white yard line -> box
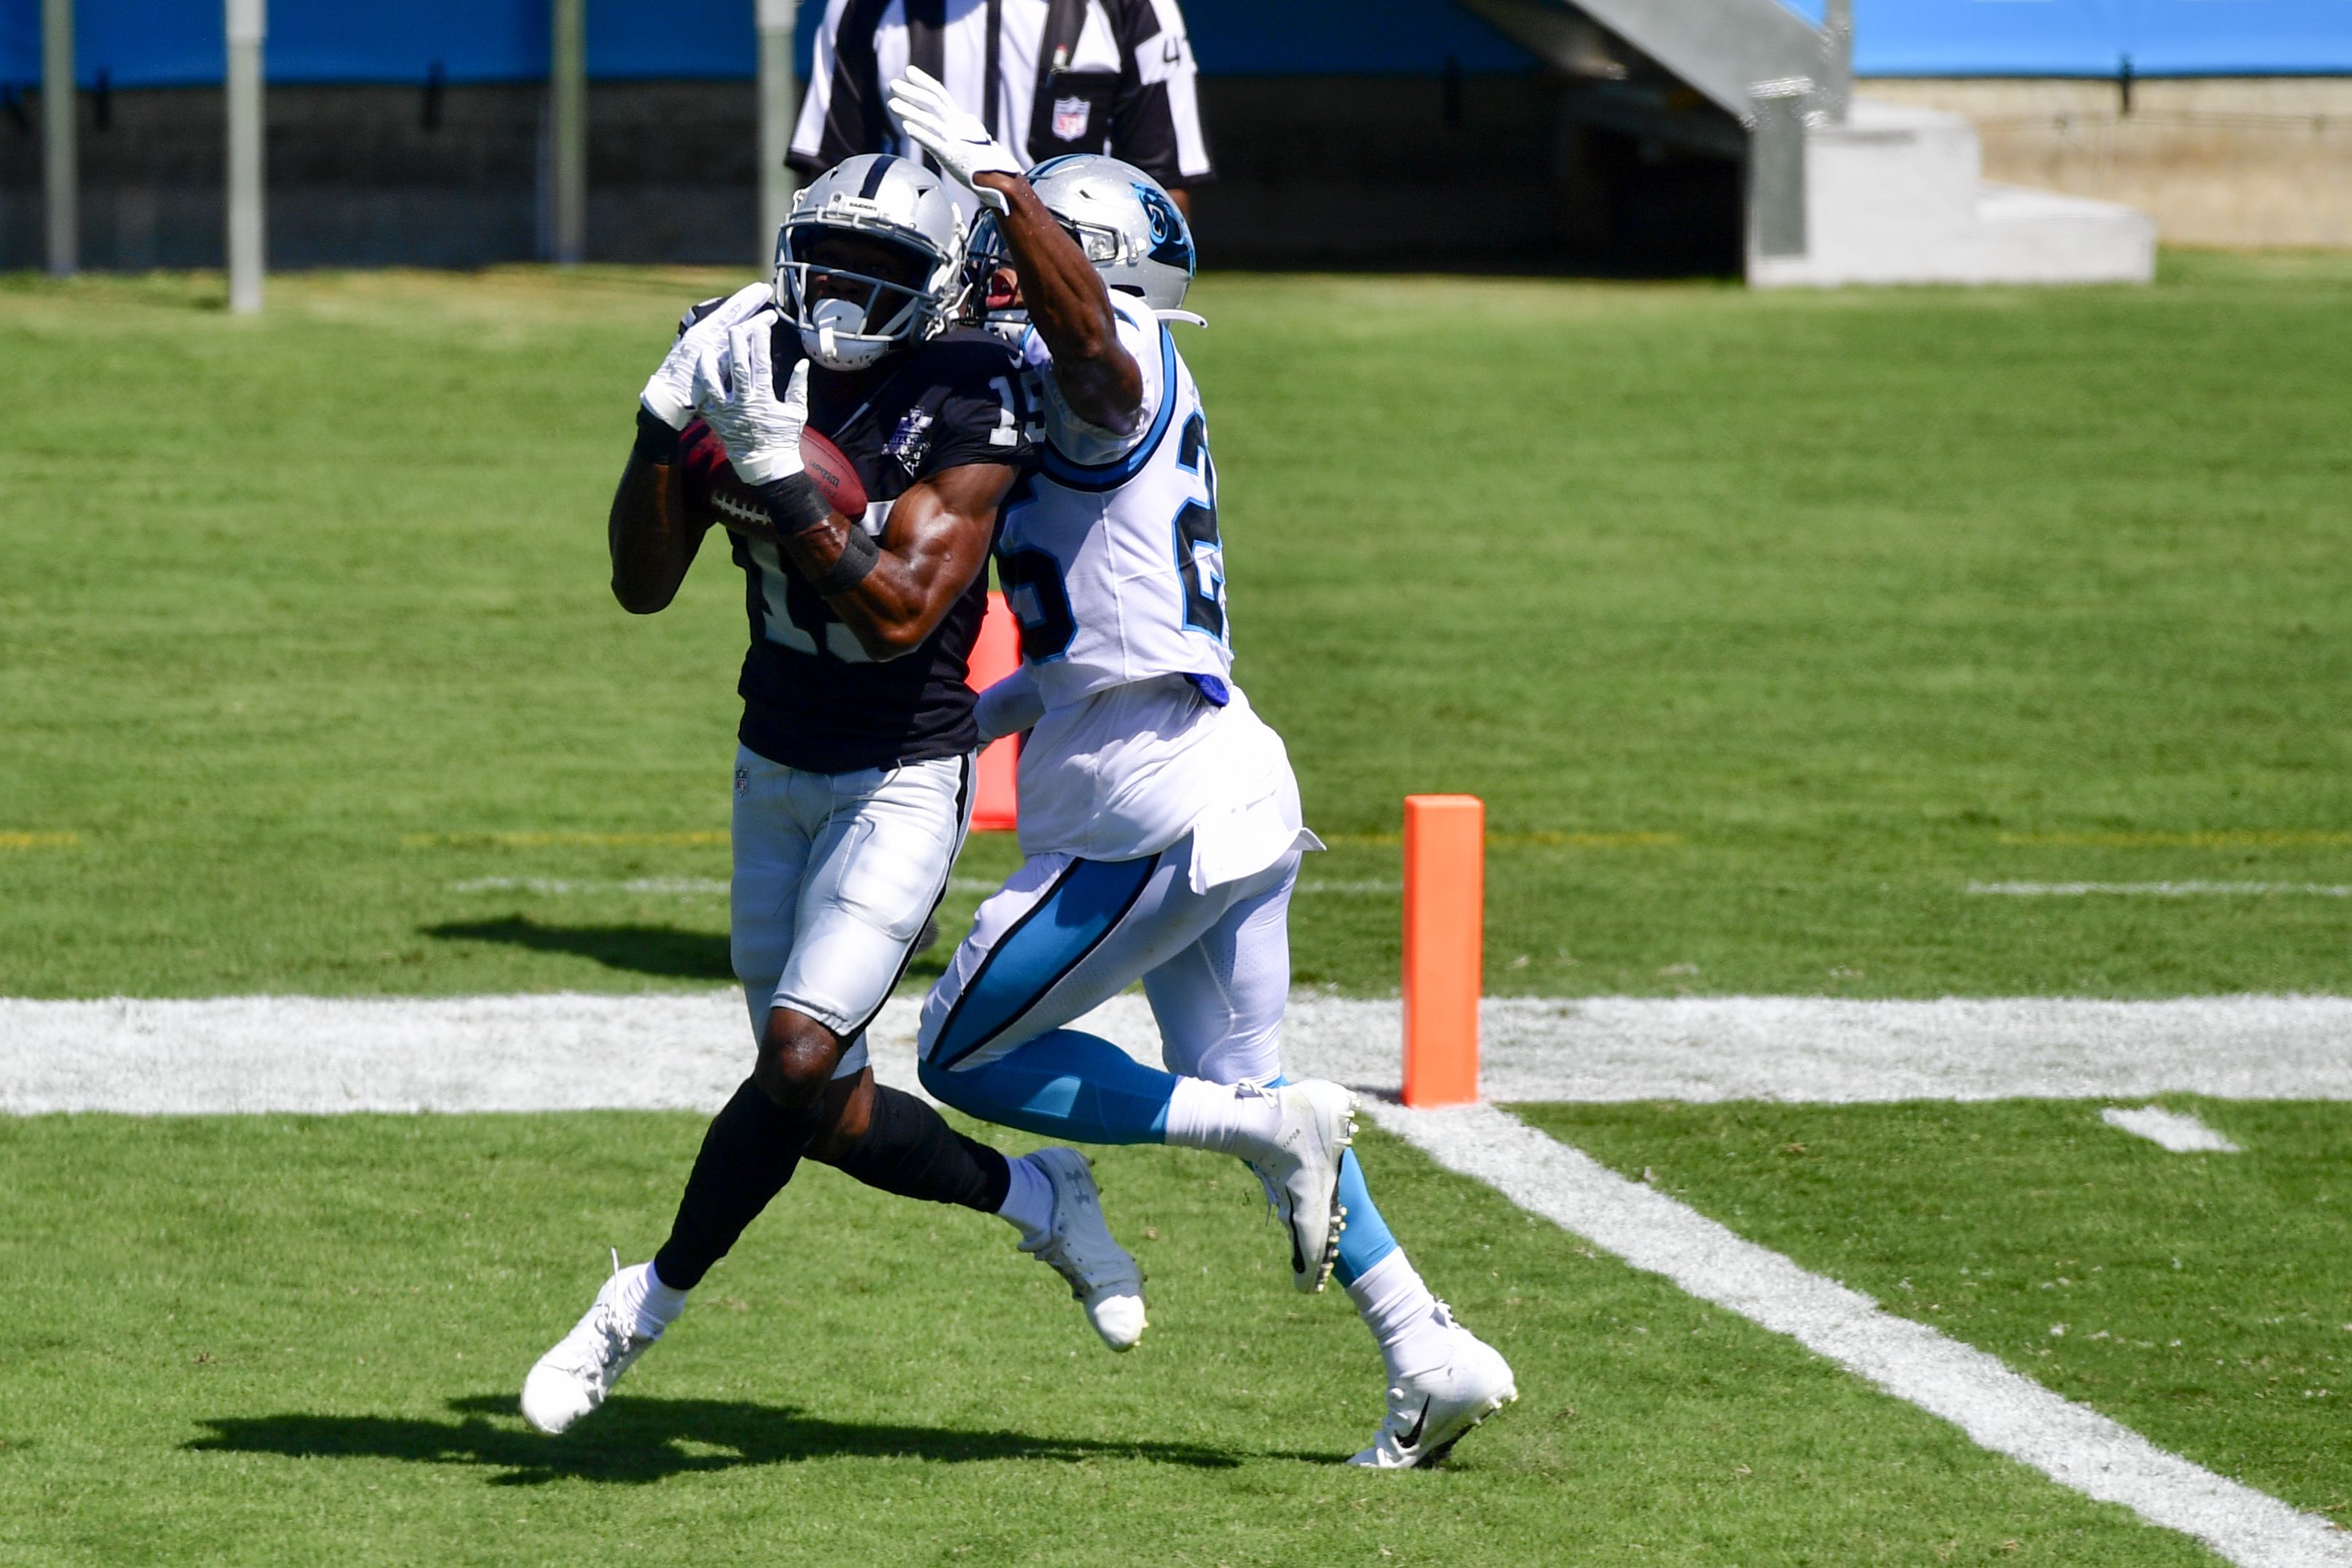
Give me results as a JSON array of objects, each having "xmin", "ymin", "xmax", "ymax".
[
  {"xmin": 438, "ymin": 876, "xmax": 1403, "ymax": 899},
  {"xmin": 7, "ymin": 990, "xmax": 2350, "ymax": 1559},
  {"xmin": 1969, "ymin": 882, "xmax": 2352, "ymax": 898},
  {"xmin": 10, "ymin": 993, "xmax": 2352, "ymax": 1113},
  {"xmin": 2102, "ymin": 1105, "xmax": 2241, "ymax": 1153},
  {"xmin": 1371, "ymin": 1100, "xmax": 2352, "ymax": 1568},
  {"xmin": 450, "ymin": 877, "xmax": 730, "ymax": 896},
  {"xmin": 1287, "ymin": 994, "xmax": 2352, "ymax": 1104}
]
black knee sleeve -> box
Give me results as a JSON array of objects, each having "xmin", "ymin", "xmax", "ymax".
[
  {"xmin": 652, "ymin": 1076, "xmax": 822, "ymax": 1291},
  {"xmin": 820, "ymin": 1084, "xmax": 1012, "ymax": 1214}
]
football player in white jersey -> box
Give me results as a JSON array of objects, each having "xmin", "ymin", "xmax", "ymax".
[{"xmin": 889, "ymin": 69, "xmax": 1517, "ymax": 1468}]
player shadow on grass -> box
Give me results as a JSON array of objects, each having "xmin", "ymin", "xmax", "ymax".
[
  {"xmin": 421, "ymin": 915, "xmax": 952, "ymax": 987},
  {"xmin": 422, "ymin": 916, "xmax": 734, "ymax": 981},
  {"xmin": 186, "ymin": 1394, "xmax": 1265, "ymax": 1484}
]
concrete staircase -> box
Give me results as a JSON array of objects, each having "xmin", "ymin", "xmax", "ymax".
[
  {"xmin": 1455, "ymin": 0, "xmax": 2156, "ymax": 286},
  {"xmin": 1749, "ymin": 97, "xmax": 2154, "ymax": 287}
]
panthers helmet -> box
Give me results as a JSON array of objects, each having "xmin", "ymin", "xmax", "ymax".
[
  {"xmin": 967, "ymin": 154, "xmax": 1196, "ymax": 324},
  {"xmin": 774, "ymin": 154, "xmax": 966, "ymax": 372}
]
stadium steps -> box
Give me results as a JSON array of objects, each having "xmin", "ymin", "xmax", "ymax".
[
  {"xmin": 1749, "ymin": 97, "xmax": 2157, "ymax": 287},
  {"xmin": 1458, "ymin": 0, "xmax": 2156, "ymax": 285}
]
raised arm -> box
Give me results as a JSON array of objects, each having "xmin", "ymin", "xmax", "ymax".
[
  {"xmin": 888, "ymin": 67, "xmax": 1145, "ymax": 434},
  {"xmin": 972, "ymin": 172, "xmax": 1144, "ymax": 434}
]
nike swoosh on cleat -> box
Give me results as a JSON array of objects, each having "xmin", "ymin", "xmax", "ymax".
[{"xmin": 1397, "ymin": 1398, "xmax": 1431, "ymax": 1449}]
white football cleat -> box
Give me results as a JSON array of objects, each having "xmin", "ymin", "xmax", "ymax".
[
  {"xmin": 1021, "ymin": 1147, "xmax": 1148, "ymax": 1352},
  {"xmin": 520, "ymin": 1257, "xmax": 663, "ymax": 1435},
  {"xmin": 1348, "ymin": 1303, "xmax": 1517, "ymax": 1469},
  {"xmin": 1247, "ymin": 1079, "xmax": 1356, "ymax": 1292}
]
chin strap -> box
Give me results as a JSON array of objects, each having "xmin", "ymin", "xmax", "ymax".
[{"xmin": 1154, "ymin": 309, "xmax": 1208, "ymax": 330}]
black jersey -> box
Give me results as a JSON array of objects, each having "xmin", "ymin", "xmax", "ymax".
[{"xmin": 684, "ymin": 319, "xmax": 1031, "ymax": 775}]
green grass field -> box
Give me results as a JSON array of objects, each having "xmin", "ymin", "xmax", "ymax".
[
  {"xmin": 4, "ymin": 258, "xmax": 2350, "ymax": 1564},
  {"xmin": 1520, "ymin": 1098, "xmax": 2352, "ymax": 1521},
  {"xmin": 0, "ymin": 1115, "xmax": 2231, "ymax": 1567},
  {"xmin": 2, "ymin": 255, "xmax": 2348, "ymax": 999}
]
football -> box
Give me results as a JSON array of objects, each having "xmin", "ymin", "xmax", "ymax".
[
  {"xmin": 677, "ymin": 418, "xmax": 869, "ymax": 533},
  {"xmin": 799, "ymin": 427, "xmax": 870, "ymax": 518}
]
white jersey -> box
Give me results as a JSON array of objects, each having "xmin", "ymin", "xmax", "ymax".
[
  {"xmin": 999, "ymin": 292, "xmax": 1232, "ymax": 707},
  {"xmin": 997, "ymin": 294, "xmax": 1314, "ymax": 884}
]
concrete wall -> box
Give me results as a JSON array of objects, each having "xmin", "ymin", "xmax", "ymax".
[
  {"xmin": 0, "ymin": 74, "xmax": 1741, "ymax": 274},
  {"xmin": 1862, "ymin": 77, "xmax": 2352, "ymax": 250},
  {"xmin": 0, "ymin": 81, "xmax": 760, "ymax": 271}
]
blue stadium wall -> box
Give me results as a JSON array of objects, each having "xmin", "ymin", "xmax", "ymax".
[
  {"xmin": 2, "ymin": 1, "xmax": 2344, "ymax": 274},
  {"xmin": 3, "ymin": 0, "xmax": 2349, "ymax": 87}
]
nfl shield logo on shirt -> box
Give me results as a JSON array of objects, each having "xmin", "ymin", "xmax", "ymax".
[
  {"xmin": 1052, "ymin": 95, "xmax": 1091, "ymax": 142},
  {"xmin": 884, "ymin": 407, "xmax": 936, "ymax": 471}
]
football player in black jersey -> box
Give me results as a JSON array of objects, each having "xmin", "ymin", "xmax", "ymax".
[{"xmin": 522, "ymin": 155, "xmax": 1147, "ymax": 1436}]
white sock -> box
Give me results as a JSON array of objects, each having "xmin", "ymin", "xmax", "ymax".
[
  {"xmin": 1344, "ymin": 1249, "xmax": 1452, "ymax": 1382},
  {"xmin": 619, "ymin": 1260, "xmax": 690, "ymax": 1340},
  {"xmin": 996, "ymin": 1153, "xmax": 1056, "ymax": 1247},
  {"xmin": 1162, "ymin": 1078, "xmax": 1284, "ymax": 1158}
]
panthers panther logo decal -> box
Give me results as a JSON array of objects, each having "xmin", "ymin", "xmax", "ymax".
[{"xmin": 1131, "ymin": 183, "xmax": 1195, "ymax": 274}]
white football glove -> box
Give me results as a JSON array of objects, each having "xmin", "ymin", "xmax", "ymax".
[
  {"xmin": 640, "ymin": 280, "xmax": 773, "ymax": 431},
  {"xmin": 886, "ymin": 66, "xmax": 1022, "ymax": 214},
  {"xmin": 973, "ymin": 666, "xmax": 1045, "ymax": 747},
  {"xmin": 694, "ymin": 314, "xmax": 810, "ymax": 486}
]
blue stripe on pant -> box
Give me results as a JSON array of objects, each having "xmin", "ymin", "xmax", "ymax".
[
  {"xmin": 921, "ymin": 855, "xmax": 1183, "ymax": 1145},
  {"xmin": 916, "ymin": 853, "xmax": 1403, "ymax": 1285}
]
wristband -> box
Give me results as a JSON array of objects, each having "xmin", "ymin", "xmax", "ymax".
[
  {"xmin": 755, "ymin": 471, "xmax": 832, "ymax": 536},
  {"xmin": 632, "ymin": 405, "xmax": 682, "ymax": 466},
  {"xmin": 809, "ymin": 523, "xmax": 881, "ymax": 594}
]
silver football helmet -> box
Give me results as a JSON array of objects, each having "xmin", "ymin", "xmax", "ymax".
[
  {"xmin": 774, "ymin": 154, "xmax": 966, "ymax": 372},
  {"xmin": 966, "ymin": 154, "xmax": 1196, "ymax": 330}
]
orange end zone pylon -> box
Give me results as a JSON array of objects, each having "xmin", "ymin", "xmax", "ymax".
[
  {"xmin": 1402, "ymin": 794, "xmax": 1484, "ymax": 1107},
  {"xmin": 967, "ymin": 592, "xmax": 1021, "ymax": 832}
]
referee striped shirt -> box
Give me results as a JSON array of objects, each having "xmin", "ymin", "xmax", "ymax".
[{"xmin": 790, "ymin": 0, "xmax": 1213, "ymax": 194}]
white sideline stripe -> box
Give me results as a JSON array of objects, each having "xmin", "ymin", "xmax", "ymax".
[
  {"xmin": 1292, "ymin": 995, "xmax": 2352, "ymax": 1105},
  {"xmin": 10, "ymin": 994, "xmax": 2352, "ymax": 1114},
  {"xmin": 445, "ymin": 876, "xmax": 1006, "ymax": 897},
  {"xmin": 1370, "ymin": 1101, "xmax": 2352, "ymax": 1568},
  {"xmin": 2102, "ymin": 1105, "xmax": 2241, "ymax": 1153},
  {"xmin": 1970, "ymin": 882, "xmax": 2352, "ymax": 898},
  {"xmin": 451, "ymin": 877, "xmax": 728, "ymax": 896},
  {"xmin": 440, "ymin": 876, "xmax": 1400, "ymax": 899}
]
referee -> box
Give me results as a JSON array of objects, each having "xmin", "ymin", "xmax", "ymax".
[{"xmin": 791, "ymin": 0, "xmax": 1213, "ymax": 215}]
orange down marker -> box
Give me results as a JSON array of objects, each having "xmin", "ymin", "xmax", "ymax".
[
  {"xmin": 966, "ymin": 592, "xmax": 1022, "ymax": 832},
  {"xmin": 1402, "ymin": 794, "xmax": 1485, "ymax": 1107}
]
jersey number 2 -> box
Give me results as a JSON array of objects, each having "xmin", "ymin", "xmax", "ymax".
[{"xmin": 1174, "ymin": 412, "xmax": 1225, "ymax": 640}]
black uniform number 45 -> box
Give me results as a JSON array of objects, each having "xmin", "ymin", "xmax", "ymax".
[{"xmin": 1175, "ymin": 413, "xmax": 1225, "ymax": 640}]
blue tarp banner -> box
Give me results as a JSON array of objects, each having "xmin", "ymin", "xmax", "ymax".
[
  {"xmin": 0, "ymin": 0, "xmax": 770, "ymax": 86},
  {"xmin": 1, "ymin": 0, "xmax": 2347, "ymax": 89}
]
